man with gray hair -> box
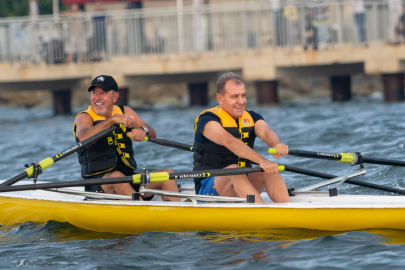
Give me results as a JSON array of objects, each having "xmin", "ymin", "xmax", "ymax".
[
  {"xmin": 192, "ymin": 72, "xmax": 290, "ymax": 203},
  {"xmin": 73, "ymin": 75, "xmax": 179, "ymax": 201}
]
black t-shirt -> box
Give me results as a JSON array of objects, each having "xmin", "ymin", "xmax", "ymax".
[{"xmin": 195, "ymin": 110, "xmax": 264, "ymax": 142}]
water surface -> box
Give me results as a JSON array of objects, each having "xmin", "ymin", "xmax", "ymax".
[{"xmin": 1, "ymin": 98, "xmax": 405, "ymax": 269}]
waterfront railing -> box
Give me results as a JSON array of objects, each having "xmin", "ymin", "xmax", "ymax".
[{"xmin": 0, "ymin": 0, "xmax": 398, "ymax": 64}]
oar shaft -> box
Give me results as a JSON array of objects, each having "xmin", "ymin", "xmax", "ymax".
[
  {"xmin": 0, "ymin": 172, "xmax": 29, "ymax": 187},
  {"xmin": 273, "ymin": 149, "xmax": 353, "ymax": 163},
  {"xmin": 0, "ymin": 167, "xmax": 271, "ymax": 193},
  {"xmin": 362, "ymin": 157, "xmax": 405, "ymax": 167},
  {"xmin": 270, "ymin": 148, "xmax": 405, "ymax": 167},
  {"xmin": 168, "ymin": 167, "xmax": 267, "ymax": 180},
  {"xmin": 52, "ymin": 124, "xmax": 121, "ymax": 162},
  {"xmin": 288, "ymin": 150, "xmax": 342, "ymax": 161},
  {"xmin": 144, "ymin": 137, "xmax": 193, "ymax": 152},
  {"xmin": 283, "ymin": 165, "xmax": 405, "ymax": 195},
  {"xmin": 144, "ymin": 138, "xmax": 267, "ymax": 168},
  {"xmin": 0, "ymin": 177, "xmax": 134, "ymax": 193},
  {"xmin": 345, "ymin": 179, "xmax": 405, "ymax": 194},
  {"xmin": 0, "ymin": 124, "xmax": 121, "ymax": 187}
]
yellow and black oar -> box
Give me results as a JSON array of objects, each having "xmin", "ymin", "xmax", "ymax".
[
  {"xmin": 143, "ymin": 137, "xmax": 405, "ymax": 195},
  {"xmin": 143, "ymin": 137, "xmax": 193, "ymax": 152},
  {"xmin": 1, "ymin": 164, "xmax": 405, "ymax": 195},
  {"xmin": 0, "ymin": 123, "xmax": 124, "ymax": 187},
  {"xmin": 0, "ymin": 167, "xmax": 277, "ymax": 193},
  {"xmin": 268, "ymin": 148, "xmax": 405, "ymax": 167}
]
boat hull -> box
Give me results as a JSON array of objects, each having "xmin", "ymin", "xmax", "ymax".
[{"xmin": 2, "ymin": 190, "xmax": 405, "ymax": 234}]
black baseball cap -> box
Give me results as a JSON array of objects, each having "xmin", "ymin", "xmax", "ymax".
[{"xmin": 88, "ymin": 75, "xmax": 118, "ymax": 92}]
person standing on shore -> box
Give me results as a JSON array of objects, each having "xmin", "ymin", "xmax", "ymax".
[
  {"xmin": 389, "ymin": 0, "xmax": 402, "ymax": 44},
  {"xmin": 270, "ymin": 0, "xmax": 281, "ymax": 46},
  {"xmin": 352, "ymin": 0, "xmax": 367, "ymax": 44},
  {"xmin": 64, "ymin": 4, "xmax": 87, "ymax": 63},
  {"xmin": 395, "ymin": 5, "xmax": 405, "ymax": 44},
  {"xmin": 92, "ymin": 1, "xmax": 107, "ymax": 60}
]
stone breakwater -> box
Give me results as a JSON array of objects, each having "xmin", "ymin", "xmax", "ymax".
[{"xmin": 0, "ymin": 74, "xmax": 383, "ymax": 109}]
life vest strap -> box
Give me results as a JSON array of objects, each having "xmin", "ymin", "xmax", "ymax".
[{"xmin": 238, "ymin": 161, "xmax": 246, "ymax": 167}]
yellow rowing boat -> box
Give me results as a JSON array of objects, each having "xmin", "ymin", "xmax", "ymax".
[{"xmin": 1, "ymin": 181, "xmax": 405, "ymax": 234}]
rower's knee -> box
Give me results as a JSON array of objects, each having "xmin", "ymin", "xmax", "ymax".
[
  {"xmin": 153, "ymin": 168, "xmax": 173, "ymax": 173},
  {"xmin": 152, "ymin": 178, "xmax": 178, "ymax": 192},
  {"xmin": 163, "ymin": 179, "xmax": 178, "ymax": 187},
  {"xmin": 168, "ymin": 179, "xmax": 179, "ymax": 190},
  {"xmin": 229, "ymin": 175, "xmax": 249, "ymax": 185},
  {"xmin": 111, "ymin": 171, "xmax": 125, "ymax": 177},
  {"xmin": 225, "ymin": 164, "xmax": 239, "ymax": 169},
  {"xmin": 103, "ymin": 171, "xmax": 125, "ymax": 178}
]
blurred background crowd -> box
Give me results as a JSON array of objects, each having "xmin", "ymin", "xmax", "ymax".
[{"xmin": 0, "ymin": 0, "xmax": 404, "ymax": 64}]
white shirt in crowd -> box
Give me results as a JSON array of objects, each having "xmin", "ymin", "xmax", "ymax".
[
  {"xmin": 389, "ymin": 0, "xmax": 402, "ymax": 11},
  {"xmin": 270, "ymin": 0, "xmax": 280, "ymax": 11},
  {"xmin": 352, "ymin": 0, "xmax": 365, "ymax": 14}
]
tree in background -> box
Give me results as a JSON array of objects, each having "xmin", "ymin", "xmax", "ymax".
[
  {"xmin": 0, "ymin": 0, "xmax": 66, "ymax": 17},
  {"xmin": 0, "ymin": 0, "xmax": 29, "ymax": 17}
]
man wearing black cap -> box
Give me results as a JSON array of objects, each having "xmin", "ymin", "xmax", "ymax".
[{"xmin": 73, "ymin": 75, "xmax": 179, "ymax": 201}]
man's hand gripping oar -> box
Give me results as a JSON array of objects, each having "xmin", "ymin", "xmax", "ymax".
[{"xmin": 0, "ymin": 123, "xmax": 124, "ymax": 187}]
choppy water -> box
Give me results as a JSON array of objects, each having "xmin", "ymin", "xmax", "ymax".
[{"xmin": 1, "ymin": 97, "xmax": 405, "ymax": 269}]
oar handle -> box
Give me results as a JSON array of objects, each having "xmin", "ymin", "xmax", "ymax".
[
  {"xmin": 271, "ymin": 148, "xmax": 405, "ymax": 168},
  {"xmin": 268, "ymin": 148, "xmax": 278, "ymax": 154},
  {"xmin": 268, "ymin": 148, "xmax": 356, "ymax": 164}
]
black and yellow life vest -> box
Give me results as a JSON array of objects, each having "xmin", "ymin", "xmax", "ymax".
[
  {"xmin": 193, "ymin": 106, "xmax": 256, "ymax": 173},
  {"xmin": 72, "ymin": 105, "xmax": 137, "ymax": 179}
]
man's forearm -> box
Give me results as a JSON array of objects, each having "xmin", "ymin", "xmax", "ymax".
[
  {"xmin": 227, "ymin": 138, "xmax": 266, "ymax": 165},
  {"xmin": 79, "ymin": 118, "xmax": 115, "ymax": 141},
  {"xmin": 262, "ymin": 129, "xmax": 281, "ymax": 148},
  {"xmin": 146, "ymin": 126, "xmax": 157, "ymax": 138}
]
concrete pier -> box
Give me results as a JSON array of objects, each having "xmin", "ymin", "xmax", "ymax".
[
  {"xmin": 189, "ymin": 83, "xmax": 208, "ymax": 106},
  {"xmin": 255, "ymin": 81, "xmax": 278, "ymax": 104},
  {"xmin": 382, "ymin": 73, "xmax": 405, "ymax": 102},
  {"xmin": 1, "ymin": 44, "xmax": 405, "ymax": 108},
  {"xmin": 52, "ymin": 89, "xmax": 71, "ymax": 115},
  {"xmin": 330, "ymin": 76, "xmax": 351, "ymax": 102}
]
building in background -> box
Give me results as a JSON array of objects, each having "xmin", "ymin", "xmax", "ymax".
[{"xmin": 1, "ymin": 0, "xmax": 405, "ymax": 112}]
